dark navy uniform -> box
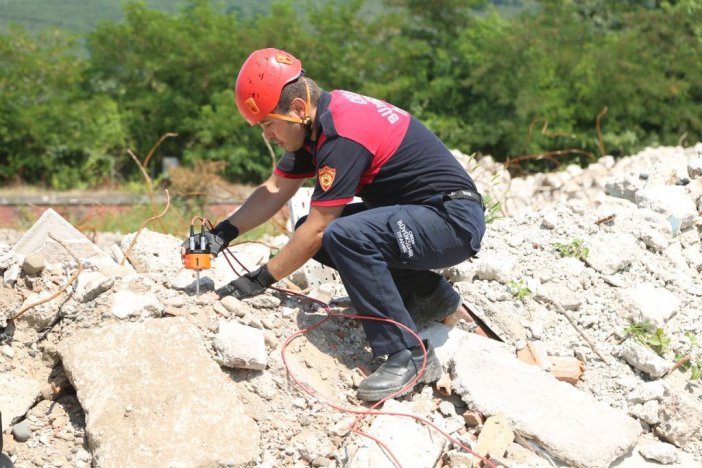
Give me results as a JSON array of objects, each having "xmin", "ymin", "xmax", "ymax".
[{"xmin": 276, "ymin": 90, "xmax": 485, "ymax": 356}]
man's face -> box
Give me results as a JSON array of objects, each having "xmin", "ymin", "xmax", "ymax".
[{"xmin": 260, "ymin": 116, "xmax": 305, "ymax": 152}]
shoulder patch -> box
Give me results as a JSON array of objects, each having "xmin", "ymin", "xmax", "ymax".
[{"xmin": 318, "ymin": 165, "xmax": 336, "ymax": 192}]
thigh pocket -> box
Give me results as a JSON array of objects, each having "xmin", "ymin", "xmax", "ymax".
[{"xmin": 389, "ymin": 210, "xmax": 418, "ymax": 264}]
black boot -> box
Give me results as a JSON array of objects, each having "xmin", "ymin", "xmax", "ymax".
[
  {"xmin": 405, "ymin": 277, "xmax": 461, "ymax": 330},
  {"xmin": 357, "ymin": 340, "xmax": 442, "ymax": 402}
]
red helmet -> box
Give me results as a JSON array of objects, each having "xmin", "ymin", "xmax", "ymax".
[{"xmin": 235, "ymin": 48, "xmax": 303, "ymax": 125}]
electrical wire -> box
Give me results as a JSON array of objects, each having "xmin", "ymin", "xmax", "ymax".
[{"xmin": 197, "ymin": 219, "xmax": 496, "ymax": 468}]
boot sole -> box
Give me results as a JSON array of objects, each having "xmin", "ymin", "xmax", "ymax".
[{"xmin": 356, "ymin": 355, "xmax": 443, "ymax": 402}]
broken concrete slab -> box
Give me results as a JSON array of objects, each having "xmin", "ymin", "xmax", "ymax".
[
  {"xmin": 655, "ymin": 395, "xmax": 702, "ymax": 448},
  {"xmin": 74, "ymin": 271, "xmax": 114, "ymax": 303},
  {"xmin": 639, "ymin": 441, "xmax": 682, "ymax": 464},
  {"xmin": 213, "ymin": 320, "xmax": 267, "ymax": 370},
  {"xmin": 617, "ymin": 339, "xmax": 671, "ymax": 379},
  {"xmin": 621, "ymin": 283, "xmax": 680, "ymax": 326},
  {"xmin": 452, "ymin": 334, "xmax": 641, "ymax": 468},
  {"xmin": 347, "ymin": 399, "xmax": 445, "ymax": 468},
  {"xmin": 10, "ymin": 208, "xmax": 116, "ymax": 268},
  {"xmin": 613, "ymin": 438, "xmax": 700, "ymax": 468},
  {"xmin": 17, "ymin": 290, "xmax": 62, "ymax": 329},
  {"xmin": 0, "ymin": 372, "xmax": 40, "ymax": 430},
  {"xmin": 109, "ymin": 290, "xmax": 163, "ymax": 319},
  {"xmin": 58, "ymin": 317, "xmax": 260, "ymax": 467},
  {"xmin": 420, "ymin": 322, "xmax": 514, "ymax": 372},
  {"xmin": 454, "ymin": 282, "xmax": 527, "ymax": 345},
  {"xmin": 584, "ymin": 232, "xmax": 639, "ymax": 275},
  {"xmin": 472, "ymin": 413, "xmax": 514, "ymax": 467},
  {"xmin": 119, "ymin": 228, "xmax": 182, "ymax": 275},
  {"xmin": 635, "ymin": 185, "xmax": 698, "ymax": 232}
]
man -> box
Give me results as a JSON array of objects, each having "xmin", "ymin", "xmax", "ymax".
[{"xmin": 201, "ymin": 48, "xmax": 485, "ymax": 402}]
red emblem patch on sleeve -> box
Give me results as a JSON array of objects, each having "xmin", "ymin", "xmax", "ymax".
[{"xmin": 318, "ymin": 165, "xmax": 336, "ymax": 192}]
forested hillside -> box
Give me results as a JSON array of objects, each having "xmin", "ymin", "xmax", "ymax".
[
  {"xmin": 0, "ymin": 0, "xmax": 276, "ymax": 32},
  {"xmin": 1, "ymin": 0, "xmax": 700, "ymax": 189}
]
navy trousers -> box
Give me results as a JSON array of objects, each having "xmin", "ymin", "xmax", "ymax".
[{"xmin": 297, "ymin": 195, "xmax": 485, "ymax": 356}]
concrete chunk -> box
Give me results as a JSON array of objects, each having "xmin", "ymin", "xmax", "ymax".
[
  {"xmin": 473, "ymin": 413, "xmax": 514, "ymax": 466},
  {"xmin": 618, "ymin": 339, "xmax": 671, "ymax": 379},
  {"xmin": 347, "ymin": 399, "xmax": 444, "ymax": 468},
  {"xmin": 214, "ymin": 320, "xmax": 267, "ymax": 370},
  {"xmin": 58, "ymin": 317, "xmax": 260, "ymax": 467},
  {"xmin": 110, "ymin": 290, "xmax": 163, "ymax": 319},
  {"xmin": 21, "ymin": 252, "xmax": 45, "ymax": 275},
  {"xmin": 0, "ymin": 373, "xmax": 41, "ymax": 430},
  {"xmin": 635, "ymin": 186, "xmax": 698, "ymax": 232},
  {"xmin": 11, "ymin": 208, "xmax": 116, "ymax": 268},
  {"xmin": 621, "ymin": 284, "xmax": 680, "ymax": 326},
  {"xmin": 655, "ymin": 395, "xmax": 702, "ymax": 448},
  {"xmin": 455, "ymin": 282, "xmax": 527, "ymax": 345},
  {"xmin": 119, "ymin": 228, "xmax": 182, "ymax": 275},
  {"xmin": 584, "ymin": 233, "xmax": 639, "ymax": 275},
  {"xmin": 18, "ymin": 290, "xmax": 61, "ymax": 329},
  {"xmin": 420, "ymin": 322, "xmax": 514, "ymax": 371},
  {"xmin": 75, "ymin": 271, "xmax": 114, "ymax": 303},
  {"xmin": 452, "ymin": 334, "xmax": 641, "ymax": 468}
]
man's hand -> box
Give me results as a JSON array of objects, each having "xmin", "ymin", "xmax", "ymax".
[
  {"xmin": 215, "ymin": 265, "xmax": 277, "ymax": 299},
  {"xmin": 181, "ymin": 220, "xmax": 239, "ymax": 264}
]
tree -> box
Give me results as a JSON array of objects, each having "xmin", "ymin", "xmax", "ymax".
[{"xmin": 0, "ymin": 26, "xmax": 126, "ymax": 188}]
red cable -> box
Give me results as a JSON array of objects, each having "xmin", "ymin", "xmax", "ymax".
[
  {"xmin": 276, "ymin": 289, "xmax": 497, "ymax": 468},
  {"xmin": 215, "ymin": 239, "xmax": 497, "ymax": 468},
  {"xmin": 194, "ymin": 218, "xmax": 497, "ymax": 465}
]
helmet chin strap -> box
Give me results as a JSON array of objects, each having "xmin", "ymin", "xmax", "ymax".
[{"xmin": 266, "ymin": 78, "xmax": 312, "ymax": 126}]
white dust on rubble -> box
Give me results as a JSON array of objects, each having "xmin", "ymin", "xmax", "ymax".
[{"xmin": 0, "ymin": 142, "xmax": 701, "ymax": 467}]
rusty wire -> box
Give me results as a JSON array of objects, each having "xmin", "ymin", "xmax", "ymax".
[
  {"xmin": 120, "ymin": 189, "xmax": 171, "ymax": 266},
  {"xmin": 509, "ymin": 108, "xmax": 608, "ymax": 173},
  {"xmin": 504, "ymin": 148, "xmax": 596, "ymax": 170},
  {"xmin": 666, "ymin": 354, "xmax": 691, "ymax": 377},
  {"xmin": 143, "ymin": 132, "xmax": 178, "ymax": 171},
  {"xmin": 596, "ymin": 106, "xmax": 608, "ymax": 157},
  {"xmin": 525, "ymin": 118, "xmax": 578, "ymax": 149},
  {"xmin": 10, "ymin": 234, "xmax": 84, "ymax": 322},
  {"xmin": 127, "ymin": 132, "xmax": 177, "ymax": 232}
]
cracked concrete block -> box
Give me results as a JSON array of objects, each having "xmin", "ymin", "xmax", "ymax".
[
  {"xmin": 452, "ymin": 334, "xmax": 641, "ymax": 468},
  {"xmin": 213, "ymin": 320, "xmax": 267, "ymax": 370},
  {"xmin": 119, "ymin": 228, "xmax": 182, "ymax": 275},
  {"xmin": 110, "ymin": 290, "xmax": 163, "ymax": 319},
  {"xmin": 585, "ymin": 232, "xmax": 639, "ymax": 275},
  {"xmin": 347, "ymin": 399, "xmax": 444, "ymax": 468},
  {"xmin": 0, "ymin": 373, "xmax": 41, "ymax": 430},
  {"xmin": 75, "ymin": 271, "xmax": 114, "ymax": 303},
  {"xmin": 58, "ymin": 317, "xmax": 260, "ymax": 467},
  {"xmin": 11, "ymin": 209, "xmax": 116, "ymax": 268},
  {"xmin": 621, "ymin": 283, "xmax": 680, "ymax": 327},
  {"xmin": 618, "ymin": 339, "xmax": 671, "ymax": 379}
]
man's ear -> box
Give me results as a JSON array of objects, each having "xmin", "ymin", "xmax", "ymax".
[{"xmin": 291, "ymin": 97, "xmax": 307, "ymax": 119}]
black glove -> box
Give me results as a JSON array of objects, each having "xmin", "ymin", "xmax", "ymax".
[
  {"xmin": 215, "ymin": 264, "xmax": 277, "ymax": 299},
  {"xmin": 182, "ymin": 220, "xmax": 239, "ymax": 257}
]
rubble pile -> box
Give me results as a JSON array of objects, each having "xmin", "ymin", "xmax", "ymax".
[{"xmin": 1, "ymin": 143, "xmax": 701, "ymax": 468}]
